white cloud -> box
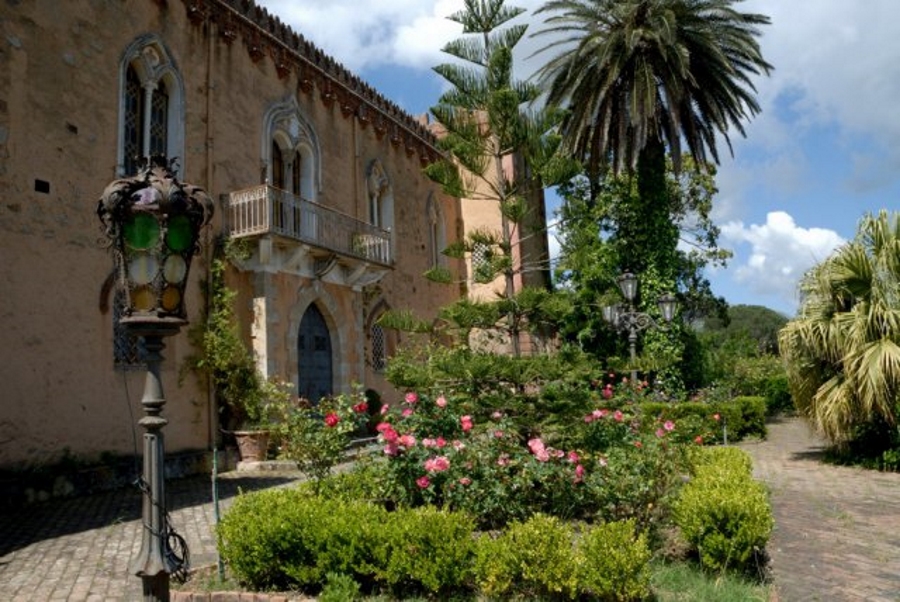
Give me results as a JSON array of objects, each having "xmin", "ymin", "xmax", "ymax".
[
  {"xmin": 725, "ymin": 0, "xmax": 900, "ymax": 201},
  {"xmin": 257, "ymin": 0, "xmax": 548, "ymax": 73},
  {"xmin": 720, "ymin": 211, "xmax": 845, "ymax": 307}
]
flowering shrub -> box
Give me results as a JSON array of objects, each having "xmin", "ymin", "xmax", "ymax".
[
  {"xmin": 373, "ymin": 391, "xmax": 589, "ymax": 528},
  {"xmin": 274, "ymin": 387, "xmax": 370, "ymax": 491}
]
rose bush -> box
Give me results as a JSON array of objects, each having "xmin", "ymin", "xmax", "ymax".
[{"xmin": 370, "ymin": 390, "xmax": 695, "ymax": 531}]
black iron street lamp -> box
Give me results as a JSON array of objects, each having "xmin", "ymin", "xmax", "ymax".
[
  {"xmin": 602, "ymin": 272, "xmax": 677, "ymax": 383},
  {"xmin": 98, "ymin": 157, "xmax": 213, "ymax": 601}
]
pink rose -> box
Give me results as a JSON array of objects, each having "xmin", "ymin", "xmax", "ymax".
[
  {"xmin": 383, "ymin": 443, "xmax": 399, "ymax": 456},
  {"xmin": 497, "ymin": 454, "xmax": 510, "ymax": 467},
  {"xmin": 614, "ymin": 410, "xmax": 624, "ymax": 422},
  {"xmin": 402, "ymin": 407, "xmax": 414, "ymax": 418},
  {"xmin": 602, "ymin": 388, "xmax": 613, "ymax": 400},
  {"xmin": 574, "ymin": 464, "xmax": 585, "ymax": 483},
  {"xmin": 380, "ymin": 404, "xmax": 390, "ymax": 415},
  {"xmin": 491, "ymin": 411, "xmax": 503, "ymax": 420},
  {"xmin": 424, "ymin": 456, "xmax": 450, "ymax": 472},
  {"xmin": 655, "ymin": 428, "xmax": 665, "ymax": 438},
  {"xmin": 452, "ymin": 439, "xmax": 465, "ymax": 451},
  {"xmin": 352, "ymin": 401, "xmax": 368, "ymax": 414},
  {"xmin": 422, "ymin": 438, "xmax": 436, "ymax": 448},
  {"xmin": 398, "ymin": 434, "xmax": 416, "ymax": 448},
  {"xmin": 694, "ymin": 435, "xmax": 704, "ymax": 445},
  {"xmin": 324, "ymin": 413, "xmax": 339, "ymax": 428},
  {"xmin": 416, "ymin": 476, "xmax": 430, "ymax": 488},
  {"xmin": 405, "ymin": 392, "xmax": 418, "ymax": 404},
  {"xmin": 567, "ymin": 451, "xmax": 579, "ymax": 464},
  {"xmin": 459, "ymin": 477, "xmax": 472, "ymax": 486},
  {"xmin": 528, "ymin": 438, "xmax": 545, "ymax": 455},
  {"xmin": 664, "ymin": 420, "xmax": 675, "ymax": 432},
  {"xmin": 460, "ymin": 415, "xmax": 473, "ymax": 432},
  {"xmin": 436, "ymin": 395, "xmax": 448, "ymax": 408},
  {"xmin": 494, "ymin": 430, "xmax": 504, "ymax": 439},
  {"xmin": 380, "ymin": 426, "xmax": 398, "ymax": 443},
  {"xmin": 435, "ymin": 437, "xmax": 447, "ymax": 448}
]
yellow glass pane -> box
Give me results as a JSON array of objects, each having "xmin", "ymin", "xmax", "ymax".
[
  {"xmin": 161, "ymin": 286, "xmax": 182, "ymax": 312},
  {"xmin": 131, "ymin": 286, "xmax": 156, "ymax": 311}
]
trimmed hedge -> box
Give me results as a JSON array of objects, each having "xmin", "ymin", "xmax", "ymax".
[
  {"xmin": 639, "ymin": 396, "xmax": 767, "ymax": 442},
  {"xmin": 218, "ymin": 489, "xmax": 652, "ymax": 599},
  {"xmin": 673, "ymin": 447, "xmax": 773, "ymax": 576}
]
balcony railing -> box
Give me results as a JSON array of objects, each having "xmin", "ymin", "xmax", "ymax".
[{"xmin": 227, "ymin": 185, "xmax": 391, "ymax": 265}]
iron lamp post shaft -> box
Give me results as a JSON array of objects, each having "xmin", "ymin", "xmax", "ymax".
[{"xmin": 129, "ymin": 325, "xmax": 181, "ymax": 602}]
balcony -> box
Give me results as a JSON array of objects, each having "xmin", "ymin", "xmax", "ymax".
[{"xmin": 226, "ymin": 185, "xmax": 392, "ymax": 287}]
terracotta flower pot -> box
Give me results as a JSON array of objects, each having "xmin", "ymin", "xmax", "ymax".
[{"xmin": 234, "ymin": 430, "xmax": 270, "ymax": 462}]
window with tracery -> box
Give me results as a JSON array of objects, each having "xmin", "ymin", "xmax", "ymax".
[
  {"xmin": 371, "ymin": 323, "xmax": 386, "ymax": 372},
  {"xmin": 118, "ymin": 37, "xmax": 183, "ymax": 177}
]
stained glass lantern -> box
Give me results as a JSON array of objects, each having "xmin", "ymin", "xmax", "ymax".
[{"xmin": 98, "ymin": 157, "xmax": 213, "ymax": 328}]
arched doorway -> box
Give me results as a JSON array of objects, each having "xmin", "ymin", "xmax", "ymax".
[{"xmin": 297, "ymin": 304, "xmax": 332, "ymax": 403}]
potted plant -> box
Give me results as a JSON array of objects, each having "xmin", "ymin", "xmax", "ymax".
[{"xmin": 184, "ymin": 247, "xmax": 281, "ymax": 461}]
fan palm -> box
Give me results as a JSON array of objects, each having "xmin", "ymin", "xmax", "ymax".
[
  {"xmin": 779, "ymin": 211, "xmax": 900, "ymax": 445},
  {"xmin": 532, "ymin": 0, "xmax": 772, "ymax": 184}
]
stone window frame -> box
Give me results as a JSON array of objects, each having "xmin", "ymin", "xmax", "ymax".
[
  {"xmin": 116, "ymin": 35, "xmax": 185, "ymax": 177},
  {"xmin": 426, "ymin": 192, "xmax": 446, "ymax": 269},
  {"xmin": 262, "ymin": 96, "xmax": 320, "ymax": 201}
]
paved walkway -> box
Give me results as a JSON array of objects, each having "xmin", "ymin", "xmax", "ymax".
[
  {"xmin": 0, "ymin": 468, "xmax": 307, "ymax": 600},
  {"xmin": 2, "ymin": 417, "xmax": 900, "ymax": 600},
  {"xmin": 741, "ymin": 416, "xmax": 900, "ymax": 601}
]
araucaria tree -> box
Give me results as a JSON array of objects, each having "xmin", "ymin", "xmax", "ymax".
[
  {"xmin": 532, "ymin": 0, "xmax": 771, "ymax": 386},
  {"xmin": 426, "ymin": 0, "xmax": 571, "ymax": 356},
  {"xmin": 780, "ymin": 211, "xmax": 900, "ymax": 448}
]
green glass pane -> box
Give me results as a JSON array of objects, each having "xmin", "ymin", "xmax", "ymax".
[
  {"xmin": 123, "ymin": 213, "xmax": 160, "ymax": 250},
  {"xmin": 166, "ymin": 215, "xmax": 194, "ymax": 252}
]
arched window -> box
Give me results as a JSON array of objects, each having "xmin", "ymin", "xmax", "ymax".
[
  {"xmin": 366, "ymin": 160, "xmax": 394, "ymax": 232},
  {"xmin": 426, "ymin": 193, "xmax": 445, "ymax": 269},
  {"xmin": 263, "ymin": 98, "xmax": 319, "ymax": 201},
  {"xmin": 367, "ymin": 304, "xmax": 395, "ymax": 374},
  {"xmin": 118, "ymin": 36, "xmax": 184, "ymax": 176},
  {"xmin": 370, "ymin": 323, "xmax": 387, "ymax": 373}
]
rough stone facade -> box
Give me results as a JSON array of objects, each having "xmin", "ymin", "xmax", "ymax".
[{"xmin": 0, "ymin": 0, "xmax": 467, "ymax": 470}]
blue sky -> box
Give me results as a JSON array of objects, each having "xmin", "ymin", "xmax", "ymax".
[{"xmin": 258, "ymin": 0, "xmax": 900, "ymax": 316}]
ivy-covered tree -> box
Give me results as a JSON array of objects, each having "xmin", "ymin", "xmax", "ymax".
[
  {"xmin": 424, "ymin": 0, "xmax": 574, "ymax": 356},
  {"xmin": 554, "ymin": 157, "xmax": 730, "ymax": 390}
]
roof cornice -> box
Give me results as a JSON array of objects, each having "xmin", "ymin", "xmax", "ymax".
[{"xmin": 177, "ymin": 0, "xmax": 440, "ymax": 164}]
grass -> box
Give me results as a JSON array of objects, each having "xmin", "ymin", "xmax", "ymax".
[{"xmin": 651, "ymin": 560, "xmax": 772, "ymax": 601}]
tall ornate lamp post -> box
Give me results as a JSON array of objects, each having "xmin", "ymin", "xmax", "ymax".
[
  {"xmin": 98, "ymin": 157, "xmax": 213, "ymax": 601},
  {"xmin": 602, "ymin": 272, "xmax": 677, "ymax": 383}
]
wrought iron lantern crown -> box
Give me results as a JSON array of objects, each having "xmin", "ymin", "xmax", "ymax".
[{"xmin": 98, "ymin": 156, "xmax": 213, "ymax": 328}]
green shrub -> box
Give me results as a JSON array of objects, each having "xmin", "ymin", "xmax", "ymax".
[
  {"xmin": 377, "ymin": 506, "xmax": 476, "ymax": 594},
  {"xmin": 217, "ymin": 488, "xmax": 323, "ymax": 590},
  {"xmin": 474, "ymin": 514, "xmax": 579, "ymax": 599},
  {"xmin": 218, "ymin": 488, "xmax": 477, "ymax": 596},
  {"xmin": 674, "ymin": 448, "xmax": 773, "ymax": 576},
  {"xmin": 688, "ymin": 445, "xmax": 754, "ymax": 477},
  {"xmin": 576, "ymin": 519, "xmax": 651, "ymax": 601},
  {"xmin": 733, "ymin": 396, "xmax": 767, "ymax": 439},
  {"xmin": 761, "ymin": 374, "xmax": 793, "ymax": 415}
]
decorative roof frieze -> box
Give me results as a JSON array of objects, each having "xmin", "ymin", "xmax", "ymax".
[{"xmin": 177, "ymin": 0, "xmax": 441, "ymax": 162}]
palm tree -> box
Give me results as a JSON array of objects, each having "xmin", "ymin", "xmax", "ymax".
[
  {"xmin": 532, "ymin": 0, "xmax": 772, "ymax": 189},
  {"xmin": 779, "ymin": 211, "xmax": 900, "ymax": 446}
]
